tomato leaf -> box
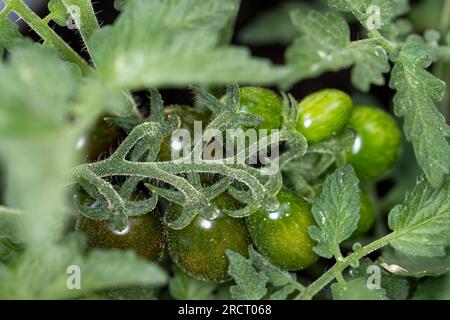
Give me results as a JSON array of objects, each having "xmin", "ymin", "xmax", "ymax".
[
  {"xmin": 0, "ymin": 18, "xmax": 22, "ymax": 56},
  {"xmin": 248, "ymin": 248, "xmax": 300, "ymax": 300},
  {"xmin": 0, "ymin": 235, "xmax": 167, "ymax": 299},
  {"xmin": 351, "ymin": 258, "xmax": 410, "ymax": 300},
  {"xmin": 388, "ymin": 175, "xmax": 450, "ymax": 257},
  {"xmin": 413, "ymin": 274, "xmax": 450, "ymax": 300},
  {"xmin": 169, "ymin": 267, "xmax": 216, "ymax": 300},
  {"xmin": 114, "ymin": 0, "xmax": 126, "ymax": 11},
  {"xmin": 285, "ymin": 10, "xmax": 390, "ymax": 92},
  {"xmin": 48, "ymin": 0, "xmax": 70, "ymax": 27},
  {"xmin": 327, "ymin": 0, "xmax": 402, "ymax": 28},
  {"xmin": 380, "ymin": 248, "xmax": 450, "ymax": 277},
  {"xmin": 0, "ymin": 43, "xmax": 78, "ymax": 136},
  {"xmin": 90, "ymin": 0, "xmax": 288, "ymax": 89},
  {"xmin": 389, "ymin": 35, "xmax": 450, "ymax": 187},
  {"xmin": 226, "ymin": 250, "xmax": 268, "ymax": 300},
  {"xmin": 331, "ymin": 278, "xmax": 387, "ymax": 300},
  {"xmin": 269, "ymin": 285, "xmax": 296, "ymax": 300},
  {"xmin": 89, "ymin": 287, "xmax": 156, "ymax": 300},
  {"xmin": 308, "ymin": 165, "xmax": 361, "ymax": 259},
  {"xmin": 248, "ymin": 247, "xmax": 299, "ymax": 289},
  {"xmin": 0, "ymin": 237, "xmax": 23, "ymax": 264}
]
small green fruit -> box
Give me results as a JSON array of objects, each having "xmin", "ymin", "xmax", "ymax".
[
  {"xmin": 346, "ymin": 106, "xmax": 401, "ymax": 181},
  {"xmin": 165, "ymin": 194, "xmax": 251, "ymax": 282},
  {"xmin": 77, "ymin": 210, "xmax": 165, "ymax": 262},
  {"xmin": 246, "ymin": 189, "xmax": 318, "ymax": 271},
  {"xmin": 236, "ymin": 87, "xmax": 282, "ymax": 130},
  {"xmin": 296, "ymin": 89, "xmax": 353, "ymax": 144}
]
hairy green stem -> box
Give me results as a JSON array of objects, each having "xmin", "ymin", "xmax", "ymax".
[
  {"xmin": 61, "ymin": 0, "xmax": 140, "ymax": 118},
  {"xmin": 296, "ymin": 233, "xmax": 396, "ymax": 300},
  {"xmin": 158, "ymin": 161, "xmax": 266, "ymax": 197},
  {"xmin": 366, "ymin": 30, "xmax": 397, "ymax": 53},
  {"xmin": 6, "ymin": 0, "xmax": 141, "ymax": 118},
  {"xmin": 5, "ymin": 0, "xmax": 91, "ymax": 75},
  {"xmin": 61, "ymin": 0, "xmax": 99, "ymax": 65},
  {"xmin": 0, "ymin": 4, "xmax": 12, "ymax": 18},
  {"xmin": 440, "ymin": 0, "xmax": 450, "ymax": 33},
  {"xmin": 0, "ymin": 206, "xmax": 22, "ymax": 215},
  {"xmin": 62, "ymin": 0, "xmax": 99, "ymax": 41},
  {"xmin": 291, "ymin": 281, "xmax": 305, "ymax": 293},
  {"xmin": 72, "ymin": 165, "xmax": 126, "ymax": 215}
]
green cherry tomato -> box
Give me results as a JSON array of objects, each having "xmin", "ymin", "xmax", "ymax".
[
  {"xmin": 76, "ymin": 209, "xmax": 165, "ymax": 262},
  {"xmin": 296, "ymin": 89, "xmax": 353, "ymax": 144},
  {"xmin": 246, "ymin": 189, "xmax": 318, "ymax": 271},
  {"xmin": 158, "ymin": 106, "xmax": 211, "ymax": 162},
  {"xmin": 158, "ymin": 105, "xmax": 217, "ymax": 184},
  {"xmin": 345, "ymin": 106, "xmax": 401, "ymax": 181},
  {"xmin": 165, "ymin": 193, "xmax": 251, "ymax": 282},
  {"xmin": 76, "ymin": 114, "xmax": 125, "ymax": 163},
  {"xmin": 352, "ymin": 191, "xmax": 375, "ymax": 238},
  {"xmin": 236, "ymin": 87, "xmax": 282, "ymax": 130}
]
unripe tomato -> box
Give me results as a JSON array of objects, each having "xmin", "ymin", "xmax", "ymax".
[
  {"xmin": 76, "ymin": 114, "xmax": 124, "ymax": 162},
  {"xmin": 246, "ymin": 189, "xmax": 318, "ymax": 271},
  {"xmin": 345, "ymin": 106, "xmax": 401, "ymax": 181},
  {"xmin": 165, "ymin": 193, "xmax": 251, "ymax": 282},
  {"xmin": 76, "ymin": 209, "xmax": 164, "ymax": 262},
  {"xmin": 158, "ymin": 105, "xmax": 217, "ymax": 185},
  {"xmin": 158, "ymin": 106, "xmax": 211, "ymax": 162},
  {"xmin": 237, "ymin": 87, "xmax": 282, "ymax": 130},
  {"xmin": 296, "ymin": 89, "xmax": 353, "ymax": 144}
]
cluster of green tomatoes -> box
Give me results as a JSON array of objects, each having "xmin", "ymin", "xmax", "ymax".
[{"xmin": 76, "ymin": 87, "xmax": 401, "ymax": 283}]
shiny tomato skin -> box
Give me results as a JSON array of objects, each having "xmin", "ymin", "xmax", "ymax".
[
  {"xmin": 346, "ymin": 106, "xmax": 401, "ymax": 181},
  {"xmin": 296, "ymin": 89, "xmax": 353, "ymax": 144},
  {"xmin": 158, "ymin": 106, "xmax": 211, "ymax": 162},
  {"xmin": 165, "ymin": 193, "xmax": 251, "ymax": 282},
  {"xmin": 236, "ymin": 87, "xmax": 282, "ymax": 130},
  {"xmin": 77, "ymin": 210, "xmax": 164, "ymax": 262},
  {"xmin": 246, "ymin": 189, "xmax": 318, "ymax": 271},
  {"xmin": 77, "ymin": 114, "xmax": 124, "ymax": 163}
]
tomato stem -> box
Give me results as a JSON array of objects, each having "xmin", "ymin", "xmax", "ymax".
[
  {"xmin": 61, "ymin": 0, "xmax": 99, "ymax": 66},
  {"xmin": 0, "ymin": 5, "xmax": 12, "ymax": 18},
  {"xmin": 295, "ymin": 233, "xmax": 395, "ymax": 300},
  {"xmin": 6, "ymin": 0, "xmax": 92, "ymax": 75},
  {"xmin": 6, "ymin": 0, "xmax": 141, "ymax": 119},
  {"xmin": 0, "ymin": 205, "xmax": 22, "ymax": 216},
  {"xmin": 440, "ymin": 0, "xmax": 450, "ymax": 33},
  {"xmin": 58, "ymin": 0, "xmax": 143, "ymax": 119},
  {"xmin": 41, "ymin": 12, "xmax": 56, "ymax": 25}
]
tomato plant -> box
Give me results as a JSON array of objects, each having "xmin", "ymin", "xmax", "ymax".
[{"xmin": 0, "ymin": 0, "xmax": 450, "ymax": 302}]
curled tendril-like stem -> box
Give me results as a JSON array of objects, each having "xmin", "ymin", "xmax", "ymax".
[{"xmin": 68, "ymin": 86, "xmax": 308, "ymax": 230}]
